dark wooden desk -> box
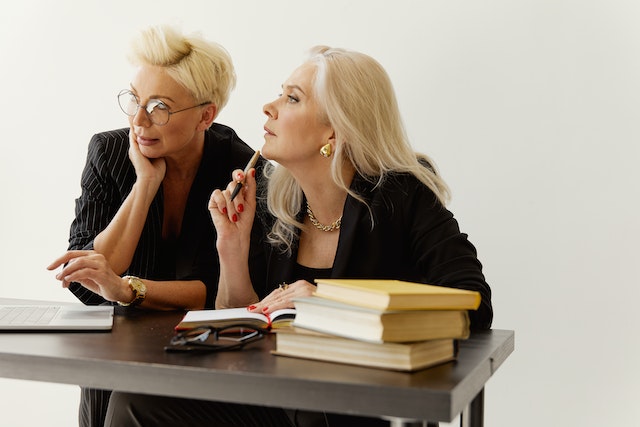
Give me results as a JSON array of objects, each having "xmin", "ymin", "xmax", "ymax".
[{"xmin": 0, "ymin": 301, "xmax": 513, "ymax": 426}]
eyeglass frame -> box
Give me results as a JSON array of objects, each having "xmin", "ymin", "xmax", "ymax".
[
  {"xmin": 117, "ymin": 89, "xmax": 211, "ymax": 126},
  {"xmin": 164, "ymin": 323, "xmax": 268, "ymax": 353}
]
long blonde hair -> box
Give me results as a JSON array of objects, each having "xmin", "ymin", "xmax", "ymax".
[
  {"xmin": 128, "ymin": 25, "xmax": 236, "ymax": 120},
  {"xmin": 266, "ymin": 46, "xmax": 450, "ymax": 254}
]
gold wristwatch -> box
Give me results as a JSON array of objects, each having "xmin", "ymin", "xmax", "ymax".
[{"xmin": 118, "ymin": 276, "xmax": 147, "ymax": 307}]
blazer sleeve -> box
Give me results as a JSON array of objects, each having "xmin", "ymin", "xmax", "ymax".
[
  {"xmin": 67, "ymin": 130, "xmax": 133, "ymax": 305},
  {"xmin": 337, "ymin": 173, "xmax": 493, "ymax": 330},
  {"xmin": 402, "ymin": 177, "xmax": 493, "ymax": 330}
]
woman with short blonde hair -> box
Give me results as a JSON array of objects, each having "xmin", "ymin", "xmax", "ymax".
[{"xmin": 49, "ymin": 25, "xmax": 259, "ymax": 427}]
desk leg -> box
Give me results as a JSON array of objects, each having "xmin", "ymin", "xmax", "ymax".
[{"xmin": 460, "ymin": 387, "xmax": 484, "ymax": 427}]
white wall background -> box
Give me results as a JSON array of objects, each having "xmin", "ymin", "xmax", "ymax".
[{"xmin": 0, "ymin": 1, "xmax": 638, "ymax": 426}]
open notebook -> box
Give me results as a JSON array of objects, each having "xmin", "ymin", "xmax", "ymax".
[{"xmin": 0, "ymin": 302, "xmax": 114, "ymax": 331}]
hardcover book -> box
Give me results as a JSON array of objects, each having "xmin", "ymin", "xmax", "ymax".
[
  {"xmin": 292, "ymin": 296, "xmax": 470, "ymax": 343},
  {"xmin": 274, "ymin": 327, "xmax": 456, "ymax": 371},
  {"xmin": 313, "ymin": 279, "xmax": 481, "ymax": 311}
]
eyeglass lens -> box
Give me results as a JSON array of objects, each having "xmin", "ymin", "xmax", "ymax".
[
  {"xmin": 167, "ymin": 325, "xmax": 265, "ymax": 351},
  {"xmin": 117, "ymin": 90, "xmax": 171, "ymax": 126},
  {"xmin": 171, "ymin": 327, "xmax": 212, "ymax": 346}
]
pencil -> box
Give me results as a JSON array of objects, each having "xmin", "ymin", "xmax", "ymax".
[{"xmin": 230, "ymin": 150, "xmax": 260, "ymax": 201}]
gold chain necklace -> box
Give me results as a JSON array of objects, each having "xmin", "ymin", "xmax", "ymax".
[{"xmin": 306, "ymin": 202, "xmax": 342, "ymax": 232}]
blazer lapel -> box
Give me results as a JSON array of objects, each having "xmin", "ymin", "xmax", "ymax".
[{"xmin": 331, "ymin": 176, "xmax": 373, "ymax": 277}]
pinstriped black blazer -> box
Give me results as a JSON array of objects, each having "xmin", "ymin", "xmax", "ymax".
[{"xmin": 67, "ymin": 123, "xmax": 262, "ymax": 308}]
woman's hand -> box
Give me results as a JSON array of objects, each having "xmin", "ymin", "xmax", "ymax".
[
  {"xmin": 210, "ymin": 167, "xmax": 261, "ymax": 309},
  {"xmin": 47, "ymin": 250, "xmax": 132, "ymax": 303},
  {"xmin": 208, "ymin": 167, "xmax": 257, "ymax": 259},
  {"xmin": 248, "ymin": 280, "xmax": 316, "ymax": 314},
  {"xmin": 128, "ymin": 128, "xmax": 166, "ymax": 186}
]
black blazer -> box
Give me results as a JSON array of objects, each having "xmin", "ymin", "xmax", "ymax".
[
  {"xmin": 258, "ymin": 172, "xmax": 493, "ymax": 330},
  {"xmin": 68, "ymin": 124, "xmax": 263, "ymax": 308}
]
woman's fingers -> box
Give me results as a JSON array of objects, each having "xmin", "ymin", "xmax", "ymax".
[
  {"xmin": 249, "ymin": 280, "xmax": 315, "ymax": 314},
  {"xmin": 209, "ymin": 167, "xmax": 257, "ymax": 224},
  {"xmin": 49, "ymin": 252, "xmax": 125, "ymax": 301},
  {"xmin": 53, "ymin": 252, "xmax": 106, "ymax": 281},
  {"xmin": 128, "ymin": 129, "xmax": 166, "ymax": 183},
  {"xmin": 47, "ymin": 250, "xmax": 94, "ymax": 271},
  {"xmin": 208, "ymin": 189, "xmax": 229, "ymax": 215}
]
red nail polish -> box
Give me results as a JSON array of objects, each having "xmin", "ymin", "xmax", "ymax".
[
  {"xmin": 247, "ymin": 305, "xmax": 256, "ymax": 310},
  {"xmin": 222, "ymin": 207, "xmax": 227, "ymax": 214},
  {"xmin": 262, "ymin": 306, "xmax": 269, "ymax": 312},
  {"xmin": 251, "ymin": 169, "xmax": 256, "ymax": 178},
  {"xmin": 237, "ymin": 204, "xmax": 244, "ymax": 213},
  {"xmin": 232, "ymin": 214, "xmax": 238, "ymax": 222}
]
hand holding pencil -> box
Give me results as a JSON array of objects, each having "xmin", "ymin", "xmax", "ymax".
[
  {"xmin": 208, "ymin": 150, "xmax": 260, "ymax": 230},
  {"xmin": 230, "ymin": 150, "xmax": 260, "ymax": 201},
  {"xmin": 208, "ymin": 151, "xmax": 261, "ymax": 306}
]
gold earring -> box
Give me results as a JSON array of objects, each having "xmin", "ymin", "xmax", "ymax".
[{"xmin": 320, "ymin": 143, "xmax": 332, "ymax": 157}]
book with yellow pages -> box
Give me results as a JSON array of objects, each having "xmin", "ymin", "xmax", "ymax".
[
  {"xmin": 313, "ymin": 279, "xmax": 481, "ymax": 311},
  {"xmin": 292, "ymin": 296, "xmax": 470, "ymax": 343},
  {"xmin": 273, "ymin": 326, "xmax": 456, "ymax": 372},
  {"xmin": 175, "ymin": 307, "xmax": 296, "ymax": 331}
]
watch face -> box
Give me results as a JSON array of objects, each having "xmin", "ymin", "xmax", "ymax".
[{"xmin": 128, "ymin": 277, "xmax": 146, "ymax": 303}]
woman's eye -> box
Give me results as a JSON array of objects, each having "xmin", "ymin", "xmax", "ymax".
[
  {"xmin": 152, "ymin": 101, "xmax": 169, "ymax": 111},
  {"xmin": 145, "ymin": 100, "xmax": 168, "ymax": 114},
  {"xmin": 277, "ymin": 93, "xmax": 298, "ymax": 103}
]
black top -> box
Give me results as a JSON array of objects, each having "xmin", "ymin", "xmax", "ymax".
[
  {"xmin": 67, "ymin": 124, "xmax": 265, "ymax": 308},
  {"xmin": 292, "ymin": 262, "xmax": 333, "ymax": 283}
]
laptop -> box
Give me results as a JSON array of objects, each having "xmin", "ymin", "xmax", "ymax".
[{"xmin": 0, "ymin": 302, "xmax": 114, "ymax": 331}]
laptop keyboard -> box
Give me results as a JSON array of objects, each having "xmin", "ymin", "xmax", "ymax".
[{"xmin": 0, "ymin": 306, "xmax": 60, "ymax": 325}]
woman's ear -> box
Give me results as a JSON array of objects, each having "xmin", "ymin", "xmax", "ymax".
[
  {"xmin": 320, "ymin": 131, "xmax": 337, "ymax": 158},
  {"xmin": 197, "ymin": 104, "xmax": 218, "ymax": 131},
  {"xmin": 328, "ymin": 130, "xmax": 337, "ymax": 152}
]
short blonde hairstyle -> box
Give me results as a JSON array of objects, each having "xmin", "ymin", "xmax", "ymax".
[
  {"xmin": 128, "ymin": 25, "xmax": 236, "ymax": 119},
  {"xmin": 266, "ymin": 46, "xmax": 450, "ymax": 254}
]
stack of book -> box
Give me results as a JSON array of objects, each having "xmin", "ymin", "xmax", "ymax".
[{"xmin": 273, "ymin": 279, "xmax": 481, "ymax": 372}]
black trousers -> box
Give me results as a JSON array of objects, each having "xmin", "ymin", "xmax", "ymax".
[
  {"xmin": 104, "ymin": 392, "xmax": 400, "ymax": 427},
  {"xmin": 79, "ymin": 387, "xmax": 111, "ymax": 427}
]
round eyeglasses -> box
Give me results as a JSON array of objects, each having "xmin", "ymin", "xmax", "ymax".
[
  {"xmin": 164, "ymin": 324, "xmax": 267, "ymax": 353},
  {"xmin": 118, "ymin": 89, "xmax": 210, "ymax": 126}
]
